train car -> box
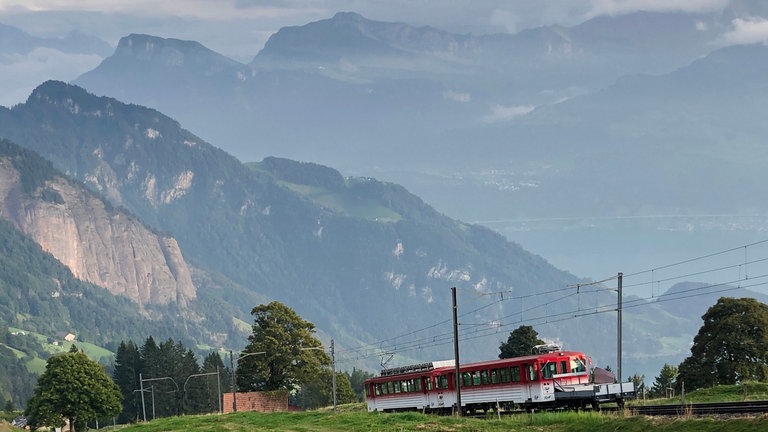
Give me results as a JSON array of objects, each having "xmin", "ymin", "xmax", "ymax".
[
  {"xmin": 364, "ymin": 360, "xmax": 454, "ymax": 413},
  {"xmin": 364, "ymin": 345, "xmax": 634, "ymax": 414}
]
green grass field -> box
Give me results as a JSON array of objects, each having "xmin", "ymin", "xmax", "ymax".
[
  {"xmin": 97, "ymin": 383, "xmax": 768, "ymax": 431},
  {"xmin": 87, "ymin": 409, "xmax": 768, "ymax": 432}
]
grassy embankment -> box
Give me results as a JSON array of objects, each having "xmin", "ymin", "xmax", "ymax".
[
  {"xmin": 4, "ymin": 383, "xmax": 768, "ymax": 432},
  {"xmin": 75, "ymin": 407, "xmax": 768, "ymax": 432}
]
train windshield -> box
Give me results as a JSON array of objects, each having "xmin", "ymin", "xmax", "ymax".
[
  {"xmin": 541, "ymin": 362, "xmax": 557, "ymax": 379},
  {"xmin": 571, "ymin": 358, "xmax": 587, "ymax": 373}
]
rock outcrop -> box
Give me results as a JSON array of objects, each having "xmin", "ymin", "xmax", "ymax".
[{"xmin": 0, "ymin": 155, "xmax": 196, "ymax": 308}]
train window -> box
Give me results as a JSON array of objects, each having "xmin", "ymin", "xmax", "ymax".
[
  {"xmin": 490, "ymin": 369, "xmax": 500, "ymax": 384},
  {"xmin": 571, "ymin": 358, "xmax": 587, "ymax": 373},
  {"xmin": 462, "ymin": 372, "xmax": 473, "ymax": 387},
  {"xmin": 541, "ymin": 362, "xmax": 557, "ymax": 379},
  {"xmin": 366, "ymin": 385, "xmax": 371, "ymax": 397},
  {"xmin": 405, "ymin": 379, "xmax": 414, "ymax": 392},
  {"xmin": 510, "ymin": 366, "xmax": 521, "ymax": 382},
  {"xmin": 386, "ymin": 381, "xmax": 394, "ymax": 394},
  {"xmin": 436, "ymin": 375, "xmax": 449, "ymax": 389},
  {"xmin": 415, "ymin": 379, "xmax": 422, "ymax": 392},
  {"xmin": 394, "ymin": 381, "xmax": 401, "ymax": 393},
  {"xmin": 425, "ymin": 377, "xmax": 434, "ymax": 391},
  {"xmin": 561, "ymin": 361, "xmax": 568, "ymax": 374},
  {"xmin": 480, "ymin": 370, "xmax": 490, "ymax": 385},
  {"xmin": 472, "ymin": 371, "xmax": 481, "ymax": 386},
  {"xmin": 374, "ymin": 384, "xmax": 382, "ymax": 396},
  {"xmin": 527, "ymin": 364, "xmax": 537, "ymax": 382},
  {"xmin": 500, "ymin": 368, "xmax": 511, "ymax": 383}
]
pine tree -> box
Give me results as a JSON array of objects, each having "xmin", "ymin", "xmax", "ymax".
[
  {"xmin": 649, "ymin": 364, "xmax": 677, "ymax": 398},
  {"xmin": 112, "ymin": 341, "xmax": 142, "ymax": 423}
]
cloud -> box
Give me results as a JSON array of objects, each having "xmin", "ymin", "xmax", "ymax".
[
  {"xmin": 443, "ymin": 90, "xmax": 471, "ymax": 103},
  {"xmin": 720, "ymin": 17, "xmax": 768, "ymax": 46},
  {"xmin": 482, "ymin": 104, "xmax": 535, "ymax": 123},
  {"xmin": 584, "ymin": 0, "xmax": 728, "ymax": 19}
]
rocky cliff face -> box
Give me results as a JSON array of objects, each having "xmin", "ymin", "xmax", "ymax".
[{"xmin": 0, "ymin": 155, "xmax": 196, "ymax": 308}]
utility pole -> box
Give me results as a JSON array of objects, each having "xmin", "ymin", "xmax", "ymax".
[
  {"xmin": 331, "ymin": 339, "xmax": 337, "ymax": 412},
  {"xmin": 617, "ymin": 272, "xmax": 623, "ymax": 383},
  {"xmin": 139, "ymin": 373, "xmax": 146, "ymax": 422},
  {"xmin": 452, "ymin": 286, "xmax": 461, "ymax": 416},
  {"xmin": 229, "ymin": 350, "xmax": 236, "ymax": 413}
]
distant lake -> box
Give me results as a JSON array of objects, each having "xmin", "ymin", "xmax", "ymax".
[{"xmin": 481, "ymin": 215, "xmax": 768, "ymax": 299}]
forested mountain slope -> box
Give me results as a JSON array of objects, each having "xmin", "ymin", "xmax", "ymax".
[{"xmin": 0, "ymin": 82, "xmax": 596, "ymax": 359}]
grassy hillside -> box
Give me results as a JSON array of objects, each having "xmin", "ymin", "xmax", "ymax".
[{"xmin": 76, "ymin": 409, "xmax": 768, "ymax": 432}]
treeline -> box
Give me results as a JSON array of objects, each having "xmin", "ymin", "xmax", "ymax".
[
  {"xmin": 113, "ymin": 336, "xmax": 374, "ymax": 423},
  {"xmin": 0, "ymin": 328, "xmax": 38, "ymax": 409},
  {"xmin": 113, "ymin": 337, "xmax": 226, "ymax": 422}
]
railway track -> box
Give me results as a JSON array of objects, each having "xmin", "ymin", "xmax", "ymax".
[
  {"xmin": 621, "ymin": 401, "xmax": 768, "ymax": 416},
  {"xmin": 466, "ymin": 401, "xmax": 768, "ymax": 418}
]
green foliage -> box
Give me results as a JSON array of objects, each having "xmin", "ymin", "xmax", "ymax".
[
  {"xmin": 0, "ymin": 329, "xmax": 39, "ymax": 409},
  {"xmin": 25, "ymin": 349, "xmax": 121, "ymax": 431},
  {"xmin": 291, "ymin": 368, "xmax": 357, "ymax": 410},
  {"xmin": 649, "ymin": 363, "xmax": 678, "ymax": 398},
  {"xmin": 257, "ymin": 157, "xmax": 345, "ymax": 190},
  {"xmin": 678, "ymin": 297, "xmax": 768, "ymax": 391},
  {"xmin": 347, "ymin": 368, "xmax": 375, "ymax": 402},
  {"xmin": 0, "ymin": 81, "xmax": 622, "ymax": 396},
  {"xmin": 112, "ymin": 337, "xmax": 225, "ymax": 423},
  {"xmin": 112, "ymin": 341, "xmax": 142, "ymax": 423},
  {"xmin": 499, "ymin": 325, "xmax": 545, "ymax": 359},
  {"xmin": 0, "ymin": 139, "xmax": 58, "ymax": 195},
  {"xmin": 54, "ymin": 408, "xmax": 768, "ymax": 432},
  {"xmin": 237, "ymin": 302, "xmax": 329, "ymax": 392}
]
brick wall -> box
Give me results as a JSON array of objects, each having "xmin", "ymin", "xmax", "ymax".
[{"xmin": 222, "ymin": 391, "xmax": 289, "ymax": 414}]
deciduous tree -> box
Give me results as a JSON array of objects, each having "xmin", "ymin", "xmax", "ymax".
[
  {"xmin": 237, "ymin": 302, "xmax": 329, "ymax": 392},
  {"xmin": 25, "ymin": 347, "xmax": 121, "ymax": 431},
  {"xmin": 499, "ymin": 325, "xmax": 545, "ymax": 359},
  {"xmin": 678, "ymin": 297, "xmax": 768, "ymax": 390}
]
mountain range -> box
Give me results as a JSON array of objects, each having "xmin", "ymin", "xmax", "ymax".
[
  {"xmin": 1, "ymin": 80, "xmax": 764, "ymax": 395},
  {"xmin": 2, "ymin": 4, "xmax": 768, "ymax": 406},
  {"xmin": 68, "ymin": 8, "xmax": 768, "ymax": 226}
]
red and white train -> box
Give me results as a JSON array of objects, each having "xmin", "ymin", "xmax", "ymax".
[{"xmin": 364, "ymin": 345, "xmax": 634, "ymax": 413}]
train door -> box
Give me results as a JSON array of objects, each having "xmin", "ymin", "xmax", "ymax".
[
  {"xmin": 524, "ymin": 362, "xmax": 554, "ymax": 406},
  {"xmin": 428, "ymin": 373, "xmax": 453, "ymax": 412}
]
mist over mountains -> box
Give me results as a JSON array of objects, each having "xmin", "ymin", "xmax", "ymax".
[
  {"xmin": 69, "ymin": 8, "xmax": 768, "ymax": 223},
  {"xmin": 2, "ymin": 3, "xmax": 768, "ymax": 400}
]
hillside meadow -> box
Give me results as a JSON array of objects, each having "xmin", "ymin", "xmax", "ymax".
[
  {"xmin": 4, "ymin": 383, "xmax": 768, "ymax": 431},
  {"xmin": 37, "ymin": 409, "xmax": 768, "ymax": 432}
]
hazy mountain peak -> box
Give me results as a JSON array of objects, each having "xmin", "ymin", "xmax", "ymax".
[
  {"xmin": 254, "ymin": 11, "xmax": 471, "ymax": 64},
  {"xmin": 114, "ymin": 33, "xmax": 243, "ymax": 69}
]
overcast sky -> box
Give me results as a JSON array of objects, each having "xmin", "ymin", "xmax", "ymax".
[{"xmin": 0, "ymin": 0, "xmax": 734, "ymax": 61}]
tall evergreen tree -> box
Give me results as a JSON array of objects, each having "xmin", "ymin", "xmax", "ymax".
[
  {"xmin": 198, "ymin": 352, "xmax": 226, "ymax": 414},
  {"xmin": 348, "ymin": 368, "xmax": 375, "ymax": 402},
  {"xmin": 112, "ymin": 341, "xmax": 142, "ymax": 423},
  {"xmin": 649, "ymin": 363, "xmax": 678, "ymax": 398},
  {"xmin": 292, "ymin": 368, "xmax": 356, "ymax": 410}
]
